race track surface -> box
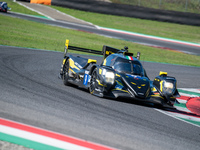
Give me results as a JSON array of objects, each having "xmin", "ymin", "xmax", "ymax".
[{"xmin": 0, "ymin": 46, "xmax": 200, "ymax": 150}]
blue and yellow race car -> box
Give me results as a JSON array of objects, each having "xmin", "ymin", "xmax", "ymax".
[{"xmin": 60, "ymin": 40, "xmax": 180, "ymax": 107}]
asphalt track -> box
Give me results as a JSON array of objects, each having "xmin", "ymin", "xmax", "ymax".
[
  {"xmin": 2, "ymin": 12, "xmax": 200, "ymax": 56},
  {"xmin": 0, "ymin": 46, "xmax": 200, "ymax": 150}
]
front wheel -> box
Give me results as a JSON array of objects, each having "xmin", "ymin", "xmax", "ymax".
[
  {"xmin": 89, "ymin": 69, "xmax": 97, "ymax": 94},
  {"xmin": 63, "ymin": 59, "xmax": 71, "ymax": 86}
]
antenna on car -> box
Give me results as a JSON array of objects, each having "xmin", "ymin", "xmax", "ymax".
[
  {"xmin": 121, "ymin": 46, "xmax": 128, "ymax": 52},
  {"xmin": 121, "ymin": 46, "xmax": 134, "ymax": 56},
  {"xmin": 124, "ymin": 46, "xmax": 128, "ymax": 52}
]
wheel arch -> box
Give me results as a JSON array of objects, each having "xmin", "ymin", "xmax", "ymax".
[{"xmin": 89, "ymin": 65, "xmax": 98, "ymax": 75}]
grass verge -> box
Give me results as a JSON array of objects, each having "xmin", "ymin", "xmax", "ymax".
[
  {"xmin": 0, "ymin": 15, "xmax": 199, "ymax": 67},
  {"xmin": 5, "ymin": 0, "xmax": 200, "ymax": 44},
  {"xmin": 50, "ymin": 5, "xmax": 200, "ymax": 44}
]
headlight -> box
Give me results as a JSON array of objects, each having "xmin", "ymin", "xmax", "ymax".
[
  {"xmin": 102, "ymin": 69, "xmax": 115, "ymax": 84},
  {"xmin": 163, "ymin": 80, "xmax": 175, "ymax": 94}
]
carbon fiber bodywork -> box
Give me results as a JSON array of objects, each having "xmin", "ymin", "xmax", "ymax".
[{"xmin": 60, "ymin": 40, "xmax": 180, "ymax": 107}]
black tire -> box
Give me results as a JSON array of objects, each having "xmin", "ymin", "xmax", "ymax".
[
  {"xmin": 63, "ymin": 59, "xmax": 71, "ymax": 86},
  {"xmin": 89, "ymin": 69, "xmax": 97, "ymax": 94}
]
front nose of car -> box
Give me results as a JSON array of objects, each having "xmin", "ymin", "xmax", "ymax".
[{"xmin": 122, "ymin": 75, "xmax": 150, "ymax": 99}]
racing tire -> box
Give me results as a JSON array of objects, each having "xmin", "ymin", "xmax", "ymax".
[
  {"xmin": 89, "ymin": 69, "xmax": 97, "ymax": 94},
  {"xmin": 63, "ymin": 59, "xmax": 71, "ymax": 86}
]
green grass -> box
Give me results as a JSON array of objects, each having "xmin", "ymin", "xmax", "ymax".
[
  {"xmin": 0, "ymin": 15, "xmax": 199, "ymax": 67},
  {"xmin": 50, "ymin": 6, "xmax": 200, "ymax": 44},
  {"xmin": 6, "ymin": 0, "xmax": 200, "ymax": 44}
]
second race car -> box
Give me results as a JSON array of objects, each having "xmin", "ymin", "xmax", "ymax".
[
  {"xmin": 0, "ymin": 2, "xmax": 10, "ymax": 13},
  {"xmin": 60, "ymin": 40, "xmax": 180, "ymax": 107}
]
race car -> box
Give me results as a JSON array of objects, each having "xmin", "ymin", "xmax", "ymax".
[
  {"xmin": 0, "ymin": 2, "xmax": 10, "ymax": 13},
  {"xmin": 60, "ymin": 39, "xmax": 180, "ymax": 107}
]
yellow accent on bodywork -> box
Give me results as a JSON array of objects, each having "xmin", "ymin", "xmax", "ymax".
[
  {"xmin": 69, "ymin": 68, "xmax": 75, "ymax": 73},
  {"xmin": 69, "ymin": 59, "xmax": 80, "ymax": 70},
  {"xmin": 99, "ymin": 69, "xmax": 102, "ymax": 75},
  {"xmin": 137, "ymin": 86, "xmax": 141, "ymax": 89},
  {"xmin": 160, "ymin": 80, "xmax": 163, "ymax": 92},
  {"xmin": 96, "ymin": 79, "xmax": 104, "ymax": 86},
  {"xmin": 141, "ymin": 84, "xmax": 146, "ymax": 86},
  {"xmin": 103, "ymin": 59, "xmax": 107, "ymax": 66},
  {"xmin": 116, "ymin": 80, "xmax": 123, "ymax": 86},
  {"xmin": 65, "ymin": 39, "xmax": 69, "ymax": 49},
  {"xmin": 151, "ymin": 94, "xmax": 164, "ymax": 99},
  {"xmin": 131, "ymin": 82, "xmax": 136, "ymax": 85},
  {"xmin": 159, "ymin": 71, "xmax": 167, "ymax": 76},
  {"xmin": 151, "ymin": 87, "xmax": 157, "ymax": 92},
  {"xmin": 88, "ymin": 59, "xmax": 97, "ymax": 64},
  {"xmin": 116, "ymin": 74, "xmax": 121, "ymax": 77}
]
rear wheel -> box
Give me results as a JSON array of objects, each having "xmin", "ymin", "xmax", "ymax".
[
  {"xmin": 63, "ymin": 59, "xmax": 70, "ymax": 86},
  {"xmin": 89, "ymin": 69, "xmax": 97, "ymax": 94}
]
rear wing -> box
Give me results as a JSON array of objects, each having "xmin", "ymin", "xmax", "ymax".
[
  {"xmin": 102, "ymin": 45, "xmax": 121, "ymax": 59},
  {"xmin": 64, "ymin": 39, "xmax": 140, "ymax": 60},
  {"xmin": 64, "ymin": 40, "xmax": 102, "ymax": 57}
]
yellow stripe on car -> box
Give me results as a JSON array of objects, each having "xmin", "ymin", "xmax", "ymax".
[
  {"xmin": 65, "ymin": 39, "xmax": 69, "ymax": 49},
  {"xmin": 88, "ymin": 59, "xmax": 97, "ymax": 64},
  {"xmin": 151, "ymin": 94, "xmax": 164, "ymax": 99},
  {"xmin": 96, "ymin": 79, "xmax": 104, "ymax": 86},
  {"xmin": 103, "ymin": 59, "xmax": 107, "ymax": 65},
  {"xmin": 69, "ymin": 59, "xmax": 80, "ymax": 70},
  {"xmin": 151, "ymin": 87, "xmax": 157, "ymax": 92},
  {"xmin": 116, "ymin": 80, "xmax": 123, "ymax": 86},
  {"xmin": 116, "ymin": 74, "xmax": 121, "ymax": 77},
  {"xmin": 160, "ymin": 80, "xmax": 163, "ymax": 92},
  {"xmin": 99, "ymin": 68, "xmax": 102, "ymax": 75}
]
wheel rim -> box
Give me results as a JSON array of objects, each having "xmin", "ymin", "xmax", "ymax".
[
  {"xmin": 90, "ymin": 71, "xmax": 97, "ymax": 93},
  {"xmin": 63, "ymin": 60, "xmax": 69, "ymax": 80}
]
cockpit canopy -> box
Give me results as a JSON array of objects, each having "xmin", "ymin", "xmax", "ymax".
[{"xmin": 103, "ymin": 54, "xmax": 144, "ymax": 76}]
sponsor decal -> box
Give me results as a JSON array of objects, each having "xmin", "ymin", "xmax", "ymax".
[
  {"xmin": 75, "ymin": 62, "xmax": 82, "ymax": 69},
  {"xmin": 83, "ymin": 74, "xmax": 90, "ymax": 86}
]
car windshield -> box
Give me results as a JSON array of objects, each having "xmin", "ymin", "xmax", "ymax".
[{"xmin": 113, "ymin": 61, "xmax": 143, "ymax": 76}]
